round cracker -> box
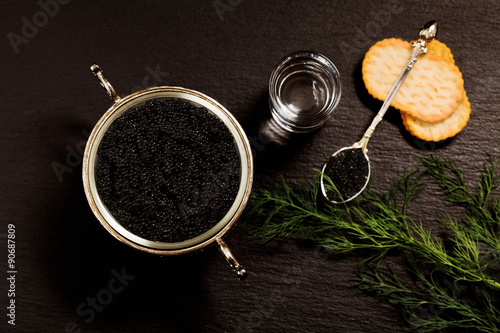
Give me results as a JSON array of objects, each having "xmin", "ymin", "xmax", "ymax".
[
  {"xmin": 427, "ymin": 40, "xmax": 455, "ymax": 64},
  {"xmin": 401, "ymin": 91, "xmax": 470, "ymax": 142},
  {"xmin": 362, "ymin": 38, "xmax": 464, "ymax": 122}
]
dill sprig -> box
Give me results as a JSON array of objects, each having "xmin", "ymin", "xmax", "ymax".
[{"xmin": 247, "ymin": 154, "xmax": 500, "ymax": 332}]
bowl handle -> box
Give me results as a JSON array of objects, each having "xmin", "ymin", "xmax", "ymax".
[
  {"xmin": 90, "ymin": 64, "xmax": 121, "ymax": 103},
  {"xmin": 216, "ymin": 237, "xmax": 247, "ymax": 280}
]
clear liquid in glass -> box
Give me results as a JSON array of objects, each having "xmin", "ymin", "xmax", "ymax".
[{"xmin": 269, "ymin": 52, "xmax": 341, "ymax": 133}]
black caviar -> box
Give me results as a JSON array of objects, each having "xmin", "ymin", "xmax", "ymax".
[
  {"xmin": 323, "ymin": 147, "xmax": 369, "ymax": 202},
  {"xmin": 95, "ymin": 98, "xmax": 241, "ymax": 243}
]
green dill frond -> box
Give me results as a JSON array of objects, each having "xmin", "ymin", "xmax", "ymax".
[{"xmin": 246, "ymin": 154, "xmax": 500, "ymax": 331}]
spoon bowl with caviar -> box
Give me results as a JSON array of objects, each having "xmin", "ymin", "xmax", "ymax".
[
  {"xmin": 83, "ymin": 65, "xmax": 253, "ymax": 280},
  {"xmin": 321, "ymin": 20, "xmax": 438, "ymax": 203}
]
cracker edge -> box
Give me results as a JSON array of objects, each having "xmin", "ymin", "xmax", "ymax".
[{"xmin": 401, "ymin": 91, "xmax": 470, "ymax": 142}]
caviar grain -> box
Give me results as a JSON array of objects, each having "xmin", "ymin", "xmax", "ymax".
[
  {"xmin": 95, "ymin": 98, "xmax": 240, "ymax": 243},
  {"xmin": 323, "ymin": 148, "xmax": 369, "ymax": 202}
]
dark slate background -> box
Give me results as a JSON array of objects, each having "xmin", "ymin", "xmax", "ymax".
[{"xmin": 1, "ymin": 0, "xmax": 499, "ymax": 332}]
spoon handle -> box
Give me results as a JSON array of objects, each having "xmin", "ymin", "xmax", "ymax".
[{"xmin": 355, "ymin": 21, "xmax": 438, "ymax": 153}]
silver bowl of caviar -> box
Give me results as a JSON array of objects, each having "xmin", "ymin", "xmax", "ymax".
[{"xmin": 83, "ymin": 64, "xmax": 253, "ymax": 280}]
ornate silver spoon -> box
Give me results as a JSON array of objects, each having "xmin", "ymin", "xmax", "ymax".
[{"xmin": 321, "ymin": 20, "xmax": 438, "ymax": 203}]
